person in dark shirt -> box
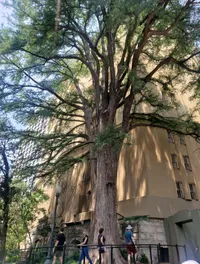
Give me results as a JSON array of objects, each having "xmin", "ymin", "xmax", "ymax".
[
  {"xmin": 78, "ymin": 233, "xmax": 92, "ymax": 264},
  {"xmin": 98, "ymin": 228, "xmax": 106, "ymax": 264},
  {"xmin": 52, "ymin": 228, "xmax": 66, "ymax": 264}
]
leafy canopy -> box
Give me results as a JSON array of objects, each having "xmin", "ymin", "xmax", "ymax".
[
  {"xmin": 5, "ymin": 183, "xmax": 48, "ymax": 249},
  {"xmin": 0, "ymin": 0, "xmax": 200, "ymax": 179}
]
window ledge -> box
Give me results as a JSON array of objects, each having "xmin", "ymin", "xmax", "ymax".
[{"xmin": 185, "ymin": 198, "xmax": 192, "ymax": 201}]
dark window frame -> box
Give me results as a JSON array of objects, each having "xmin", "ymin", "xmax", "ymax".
[
  {"xmin": 168, "ymin": 131, "xmax": 174, "ymax": 143},
  {"xmin": 171, "ymin": 154, "xmax": 179, "ymax": 169},
  {"xmin": 176, "ymin": 181, "xmax": 184, "ymax": 199},
  {"xmin": 189, "ymin": 183, "xmax": 197, "ymax": 200},
  {"xmin": 179, "ymin": 135, "xmax": 186, "ymax": 145},
  {"xmin": 183, "ymin": 155, "xmax": 192, "ymax": 171}
]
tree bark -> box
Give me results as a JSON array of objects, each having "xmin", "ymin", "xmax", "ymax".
[
  {"xmin": 0, "ymin": 196, "xmax": 9, "ymax": 264},
  {"xmin": 90, "ymin": 142, "xmax": 125, "ymax": 264},
  {"xmin": 93, "ymin": 145, "xmax": 120, "ymax": 241},
  {"xmin": 0, "ymin": 148, "xmax": 11, "ymax": 264}
]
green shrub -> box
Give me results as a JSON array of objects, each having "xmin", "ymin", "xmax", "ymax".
[
  {"xmin": 5, "ymin": 249, "xmax": 20, "ymax": 263},
  {"xmin": 65, "ymin": 250, "xmax": 79, "ymax": 263},
  {"xmin": 138, "ymin": 253, "xmax": 149, "ymax": 264},
  {"xmin": 119, "ymin": 248, "xmax": 128, "ymax": 260}
]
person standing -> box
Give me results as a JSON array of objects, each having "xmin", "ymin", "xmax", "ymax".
[
  {"xmin": 125, "ymin": 225, "xmax": 137, "ymax": 264},
  {"xmin": 52, "ymin": 227, "xmax": 66, "ymax": 264},
  {"xmin": 78, "ymin": 233, "xmax": 93, "ymax": 264},
  {"xmin": 98, "ymin": 228, "xmax": 106, "ymax": 264}
]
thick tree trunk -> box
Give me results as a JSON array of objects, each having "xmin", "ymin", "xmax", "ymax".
[
  {"xmin": 90, "ymin": 143, "xmax": 125, "ymax": 264},
  {"xmin": 93, "ymin": 145, "xmax": 120, "ymax": 242},
  {"xmin": 0, "ymin": 197, "xmax": 9, "ymax": 264},
  {"xmin": 0, "ymin": 148, "xmax": 11, "ymax": 264}
]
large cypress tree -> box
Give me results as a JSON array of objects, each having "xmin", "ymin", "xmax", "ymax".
[{"xmin": 1, "ymin": 1, "xmax": 200, "ymax": 261}]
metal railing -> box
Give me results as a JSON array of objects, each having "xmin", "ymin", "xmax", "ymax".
[{"xmin": 2, "ymin": 243, "xmax": 188, "ymax": 264}]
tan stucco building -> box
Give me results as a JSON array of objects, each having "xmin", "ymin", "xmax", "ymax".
[
  {"xmin": 117, "ymin": 126, "xmax": 200, "ymax": 219},
  {"xmin": 40, "ymin": 124, "xmax": 200, "ymax": 263},
  {"xmin": 48, "ymin": 87, "xmax": 200, "ymax": 226},
  {"xmin": 35, "ymin": 82, "xmax": 200, "ymax": 263}
]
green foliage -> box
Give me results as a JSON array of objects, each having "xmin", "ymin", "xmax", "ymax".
[
  {"xmin": 35, "ymin": 215, "xmax": 51, "ymax": 238},
  {"xmin": 0, "ymin": 0, "xmax": 199, "ymax": 184},
  {"xmin": 4, "ymin": 249, "xmax": 21, "ymax": 263},
  {"xmin": 29, "ymin": 249, "xmax": 47, "ymax": 264},
  {"xmin": 5, "ymin": 184, "xmax": 49, "ymax": 250},
  {"xmin": 65, "ymin": 251, "xmax": 80, "ymax": 264},
  {"xmin": 138, "ymin": 253, "xmax": 149, "ymax": 264},
  {"xmin": 94, "ymin": 125, "xmax": 127, "ymax": 151},
  {"xmin": 120, "ymin": 248, "xmax": 128, "ymax": 261},
  {"xmin": 120, "ymin": 248, "xmax": 148, "ymax": 263},
  {"xmin": 0, "ymin": 118, "xmax": 20, "ymax": 261},
  {"xmin": 124, "ymin": 216, "xmax": 149, "ymax": 222}
]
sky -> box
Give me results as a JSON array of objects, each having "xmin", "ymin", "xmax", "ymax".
[
  {"xmin": 0, "ymin": 1, "xmax": 12, "ymax": 26},
  {"xmin": 0, "ymin": 1, "xmax": 24, "ymax": 130}
]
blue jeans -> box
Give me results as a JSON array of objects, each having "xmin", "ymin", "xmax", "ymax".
[{"xmin": 79, "ymin": 246, "xmax": 92, "ymax": 264}]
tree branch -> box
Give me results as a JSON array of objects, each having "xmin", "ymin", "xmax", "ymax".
[{"xmin": 149, "ymin": 0, "xmax": 195, "ymax": 37}]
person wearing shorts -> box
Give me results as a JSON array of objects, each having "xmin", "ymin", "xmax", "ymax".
[
  {"xmin": 125, "ymin": 225, "xmax": 137, "ymax": 264},
  {"xmin": 98, "ymin": 228, "xmax": 106, "ymax": 264},
  {"xmin": 52, "ymin": 227, "xmax": 66, "ymax": 264}
]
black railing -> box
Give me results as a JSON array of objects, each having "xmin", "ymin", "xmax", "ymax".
[{"xmin": 2, "ymin": 243, "xmax": 188, "ymax": 264}]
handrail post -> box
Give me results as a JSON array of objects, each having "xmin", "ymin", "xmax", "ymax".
[
  {"xmin": 132, "ymin": 244, "xmax": 136, "ymax": 264},
  {"xmin": 111, "ymin": 245, "xmax": 113, "ymax": 264},
  {"xmin": 99, "ymin": 247, "xmax": 101, "ymax": 264},
  {"xmin": 63, "ymin": 244, "xmax": 66, "ymax": 264},
  {"xmin": 149, "ymin": 244, "xmax": 153, "ymax": 264},
  {"xmin": 28, "ymin": 247, "xmax": 33, "ymax": 264},
  {"xmin": 176, "ymin": 244, "xmax": 180, "ymax": 264},
  {"xmin": 157, "ymin": 244, "xmax": 160, "ymax": 263},
  {"xmin": 44, "ymin": 192, "xmax": 60, "ymax": 264},
  {"xmin": 83, "ymin": 247, "xmax": 85, "ymax": 264}
]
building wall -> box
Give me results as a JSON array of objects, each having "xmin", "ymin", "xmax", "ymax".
[
  {"xmin": 117, "ymin": 126, "xmax": 200, "ymax": 219},
  {"xmin": 41, "ymin": 68, "xmax": 200, "ymax": 224},
  {"xmin": 138, "ymin": 219, "xmax": 167, "ymax": 264},
  {"xmin": 40, "ymin": 125, "xmax": 200, "ymax": 264},
  {"xmin": 164, "ymin": 209, "xmax": 200, "ymax": 264},
  {"xmin": 42, "ymin": 125, "xmax": 200, "ymax": 264},
  {"xmin": 45, "ymin": 125, "xmax": 200, "ymax": 224},
  {"xmin": 61, "ymin": 218, "xmax": 167, "ymax": 264}
]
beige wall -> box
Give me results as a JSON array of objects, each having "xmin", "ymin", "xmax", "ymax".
[
  {"xmin": 117, "ymin": 128, "xmax": 149, "ymax": 201},
  {"xmin": 117, "ymin": 126, "xmax": 200, "ymax": 219},
  {"xmin": 57, "ymin": 162, "xmax": 91, "ymax": 223},
  {"xmin": 45, "ymin": 126, "xmax": 200, "ymax": 224}
]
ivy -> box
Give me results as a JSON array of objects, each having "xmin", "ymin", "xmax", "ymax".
[{"xmin": 123, "ymin": 215, "xmax": 149, "ymax": 222}]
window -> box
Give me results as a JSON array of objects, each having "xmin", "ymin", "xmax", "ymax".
[
  {"xmin": 189, "ymin": 183, "xmax": 197, "ymax": 200},
  {"xmin": 179, "ymin": 135, "xmax": 185, "ymax": 145},
  {"xmin": 176, "ymin": 182, "xmax": 184, "ymax": 198},
  {"xmin": 171, "ymin": 154, "xmax": 179, "ymax": 169},
  {"xmin": 82, "ymin": 165, "xmax": 91, "ymax": 182},
  {"xmin": 167, "ymin": 131, "xmax": 174, "ymax": 143},
  {"xmin": 183, "ymin": 155, "xmax": 192, "ymax": 171},
  {"xmin": 82, "ymin": 173, "xmax": 90, "ymax": 182}
]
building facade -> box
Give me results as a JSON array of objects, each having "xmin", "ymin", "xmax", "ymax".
[
  {"xmin": 32, "ymin": 84, "xmax": 200, "ymax": 263},
  {"xmin": 40, "ymin": 125, "xmax": 200, "ymax": 263},
  {"xmin": 52, "ymin": 126, "xmax": 200, "ymax": 222},
  {"xmin": 117, "ymin": 127, "xmax": 200, "ymax": 219}
]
